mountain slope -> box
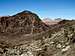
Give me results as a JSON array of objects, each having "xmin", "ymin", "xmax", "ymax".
[{"xmin": 0, "ymin": 20, "xmax": 75, "ymax": 56}]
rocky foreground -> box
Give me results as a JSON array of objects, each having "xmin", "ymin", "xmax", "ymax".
[{"xmin": 0, "ymin": 20, "xmax": 75, "ymax": 56}]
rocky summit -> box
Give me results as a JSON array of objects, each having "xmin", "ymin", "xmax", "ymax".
[{"xmin": 0, "ymin": 10, "xmax": 49, "ymax": 35}]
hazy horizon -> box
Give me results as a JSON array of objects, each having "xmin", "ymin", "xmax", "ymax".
[{"xmin": 0, "ymin": 0, "xmax": 75, "ymax": 20}]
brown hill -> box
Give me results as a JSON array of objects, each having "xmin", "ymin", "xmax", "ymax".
[{"xmin": 0, "ymin": 10, "xmax": 49, "ymax": 35}]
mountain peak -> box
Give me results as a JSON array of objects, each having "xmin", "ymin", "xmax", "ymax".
[
  {"xmin": 0, "ymin": 11, "xmax": 49, "ymax": 35},
  {"xmin": 13, "ymin": 10, "xmax": 33, "ymax": 16},
  {"xmin": 22, "ymin": 10, "xmax": 32, "ymax": 13}
]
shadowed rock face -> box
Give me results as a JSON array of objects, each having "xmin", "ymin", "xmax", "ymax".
[{"xmin": 0, "ymin": 11, "xmax": 49, "ymax": 35}]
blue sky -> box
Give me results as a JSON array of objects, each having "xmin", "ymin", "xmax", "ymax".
[{"xmin": 0, "ymin": 0, "xmax": 75, "ymax": 19}]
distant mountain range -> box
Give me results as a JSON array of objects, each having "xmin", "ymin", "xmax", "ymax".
[{"xmin": 42, "ymin": 18, "xmax": 62, "ymax": 25}]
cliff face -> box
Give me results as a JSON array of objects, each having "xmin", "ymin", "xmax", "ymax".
[{"xmin": 0, "ymin": 11, "xmax": 49, "ymax": 35}]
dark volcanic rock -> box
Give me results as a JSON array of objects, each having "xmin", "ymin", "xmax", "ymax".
[{"xmin": 0, "ymin": 10, "xmax": 49, "ymax": 35}]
